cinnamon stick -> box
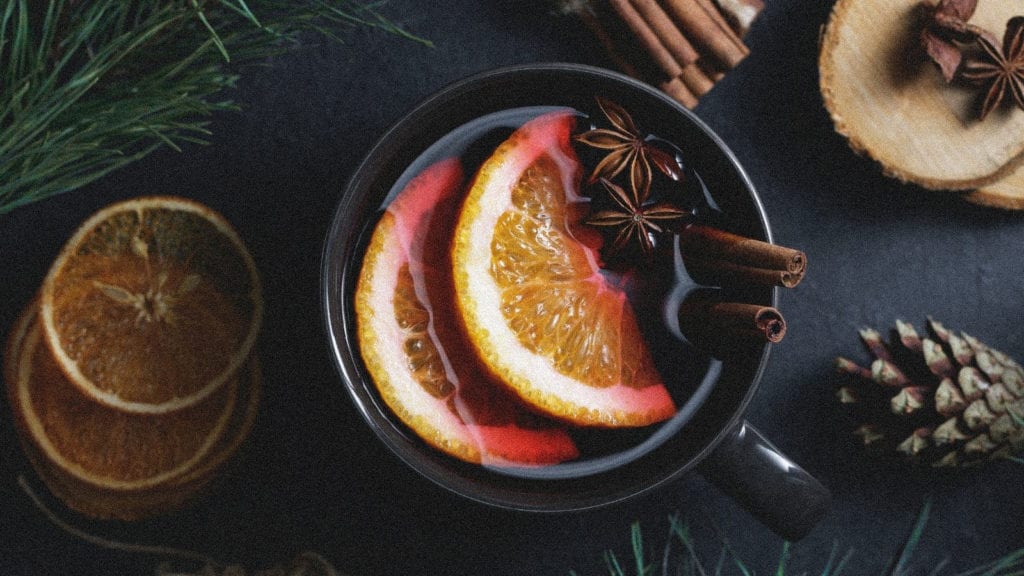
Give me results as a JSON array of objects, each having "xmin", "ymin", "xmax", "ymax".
[
  {"xmin": 661, "ymin": 0, "xmax": 749, "ymax": 69},
  {"xmin": 695, "ymin": 0, "xmax": 748, "ymax": 53},
  {"xmin": 679, "ymin": 63, "xmax": 715, "ymax": 97},
  {"xmin": 630, "ymin": 0, "xmax": 699, "ymax": 66},
  {"xmin": 677, "ymin": 299, "xmax": 787, "ymax": 358},
  {"xmin": 683, "ymin": 259, "xmax": 804, "ymax": 288},
  {"xmin": 660, "ymin": 77, "xmax": 698, "ymax": 108},
  {"xmin": 629, "ymin": 0, "xmax": 718, "ymax": 98},
  {"xmin": 679, "ymin": 225, "xmax": 807, "ymax": 288},
  {"xmin": 609, "ymin": 0, "xmax": 683, "ymax": 79}
]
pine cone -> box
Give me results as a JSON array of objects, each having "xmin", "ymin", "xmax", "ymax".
[{"xmin": 836, "ymin": 318, "xmax": 1024, "ymax": 467}]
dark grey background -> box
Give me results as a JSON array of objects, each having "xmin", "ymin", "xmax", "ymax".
[{"xmin": 2, "ymin": 1, "xmax": 1023, "ymax": 574}]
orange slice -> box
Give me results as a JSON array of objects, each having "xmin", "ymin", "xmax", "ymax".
[
  {"xmin": 17, "ymin": 356, "xmax": 261, "ymax": 521},
  {"xmin": 39, "ymin": 196, "xmax": 262, "ymax": 414},
  {"xmin": 451, "ymin": 111, "xmax": 676, "ymax": 427},
  {"xmin": 4, "ymin": 303, "xmax": 258, "ymax": 520},
  {"xmin": 8, "ymin": 310, "xmax": 237, "ymax": 492},
  {"xmin": 355, "ymin": 158, "xmax": 579, "ymax": 465}
]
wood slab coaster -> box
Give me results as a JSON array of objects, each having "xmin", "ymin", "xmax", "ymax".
[
  {"xmin": 967, "ymin": 163, "xmax": 1024, "ymax": 209},
  {"xmin": 819, "ymin": 0, "xmax": 1024, "ymax": 191}
]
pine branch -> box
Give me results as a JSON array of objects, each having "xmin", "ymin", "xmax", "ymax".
[
  {"xmin": 581, "ymin": 502, "xmax": 1024, "ymax": 576},
  {"xmin": 0, "ymin": 0, "xmax": 429, "ymax": 214}
]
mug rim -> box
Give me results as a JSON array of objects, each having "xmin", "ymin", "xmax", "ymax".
[{"xmin": 321, "ymin": 62, "xmax": 778, "ymax": 511}]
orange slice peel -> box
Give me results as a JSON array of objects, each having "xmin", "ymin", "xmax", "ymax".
[
  {"xmin": 8, "ymin": 306, "xmax": 237, "ymax": 491},
  {"xmin": 451, "ymin": 111, "xmax": 677, "ymax": 428},
  {"xmin": 38, "ymin": 196, "xmax": 262, "ymax": 414},
  {"xmin": 355, "ymin": 158, "xmax": 579, "ymax": 466}
]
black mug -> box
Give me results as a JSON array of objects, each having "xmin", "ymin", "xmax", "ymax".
[{"xmin": 321, "ymin": 63, "xmax": 830, "ymax": 541}]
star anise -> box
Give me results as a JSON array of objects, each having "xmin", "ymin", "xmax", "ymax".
[
  {"xmin": 918, "ymin": 0, "xmax": 981, "ymax": 81},
  {"xmin": 586, "ymin": 178, "xmax": 688, "ymax": 256},
  {"xmin": 574, "ymin": 97, "xmax": 682, "ymax": 203},
  {"xmin": 960, "ymin": 16, "xmax": 1024, "ymax": 120}
]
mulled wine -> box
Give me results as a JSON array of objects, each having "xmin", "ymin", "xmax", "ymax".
[{"xmin": 346, "ymin": 100, "xmax": 760, "ymax": 478}]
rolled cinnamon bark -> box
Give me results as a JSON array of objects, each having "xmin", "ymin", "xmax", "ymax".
[
  {"xmin": 628, "ymin": 0, "xmax": 717, "ymax": 97},
  {"xmin": 678, "ymin": 299, "xmax": 787, "ymax": 358},
  {"xmin": 682, "ymin": 259, "xmax": 804, "ymax": 288},
  {"xmin": 679, "ymin": 225, "xmax": 807, "ymax": 288},
  {"xmin": 660, "ymin": 77, "xmax": 699, "ymax": 108},
  {"xmin": 610, "ymin": 0, "xmax": 683, "ymax": 78},
  {"xmin": 631, "ymin": 0, "xmax": 699, "ymax": 65},
  {"xmin": 661, "ymin": 0, "xmax": 749, "ymax": 69},
  {"xmin": 695, "ymin": 0, "xmax": 749, "ymax": 53},
  {"xmin": 679, "ymin": 63, "xmax": 715, "ymax": 97}
]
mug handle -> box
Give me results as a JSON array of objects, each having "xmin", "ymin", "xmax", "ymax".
[{"xmin": 697, "ymin": 420, "xmax": 831, "ymax": 541}]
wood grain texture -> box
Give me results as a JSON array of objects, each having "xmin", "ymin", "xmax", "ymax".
[
  {"xmin": 968, "ymin": 162, "xmax": 1024, "ymax": 209},
  {"xmin": 819, "ymin": 0, "xmax": 1024, "ymax": 190}
]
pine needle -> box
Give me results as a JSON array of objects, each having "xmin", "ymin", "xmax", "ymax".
[
  {"xmin": 0, "ymin": 0, "xmax": 428, "ymax": 214},
  {"xmin": 820, "ymin": 542, "xmax": 854, "ymax": 576},
  {"xmin": 888, "ymin": 500, "xmax": 932, "ymax": 576},
  {"xmin": 581, "ymin": 502, "xmax": 1023, "ymax": 576}
]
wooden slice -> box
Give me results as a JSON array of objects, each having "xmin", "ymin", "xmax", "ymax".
[
  {"xmin": 819, "ymin": 0, "xmax": 1024, "ymax": 190},
  {"xmin": 966, "ymin": 162, "xmax": 1024, "ymax": 209}
]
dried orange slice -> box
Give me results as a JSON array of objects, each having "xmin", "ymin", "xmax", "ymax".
[
  {"xmin": 355, "ymin": 158, "xmax": 579, "ymax": 465},
  {"xmin": 451, "ymin": 111, "xmax": 676, "ymax": 427},
  {"xmin": 8, "ymin": 309, "xmax": 237, "ymax": 492},
  {"xmin": 4, "ymin": 303, "xmax": 258, "ymax": 520},
  {"xmin": 39, "ymin": 196, "xmax": 262, "ymax": 414}
]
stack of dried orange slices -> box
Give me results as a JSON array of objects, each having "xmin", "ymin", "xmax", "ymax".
[{"xmin": 4, "ymin": 197, "xmax": 262, "ymax": 520}]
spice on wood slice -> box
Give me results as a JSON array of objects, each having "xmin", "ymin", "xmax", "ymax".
[
  {"xmin": 819, "ymin": 0, "xmax": 1024, "ymax": 190},
  {"xmin": 965, "ymin": 159, "xmax": 1024, "ymax": 210}
]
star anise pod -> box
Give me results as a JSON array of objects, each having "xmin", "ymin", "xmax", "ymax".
[
  {"xmin": 586, "ymin": 178, "xmax": 688, "ymax": 256},
  {"xmin": 574, "ymin": 97, "xmax": 682, "ymax": 203},
  {"xmin": 918, "ymin": 0, "xmax": 981, "ymax": 81},
  {"xmin": 961, "ymin": 16, "xmax": 1024, "ymax": 120}
]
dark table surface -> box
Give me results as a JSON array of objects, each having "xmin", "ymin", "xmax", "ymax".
[{"xmin": 2, "ymin": 1, "xmax": 1024, "ymax": 575}]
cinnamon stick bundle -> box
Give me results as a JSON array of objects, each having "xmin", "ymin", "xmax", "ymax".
[
  {"xmin": 629, "ymin": 0, "xmax": 716, "ymax": 96},
  {"xmin": 679, "ymin": 225, "xmax": 807, "ymax": 288},
  {"xmin": 677, "ymin": 299, "xmax": 787, "ymax": 358},
  {"xmin": 557, "ymin": 0, "xmax": 764, "ymax": 108}
]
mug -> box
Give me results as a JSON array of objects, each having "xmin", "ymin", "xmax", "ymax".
[{"xmin": 321, "ymin": 63, "xmax": 830, "ymax": 541}]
